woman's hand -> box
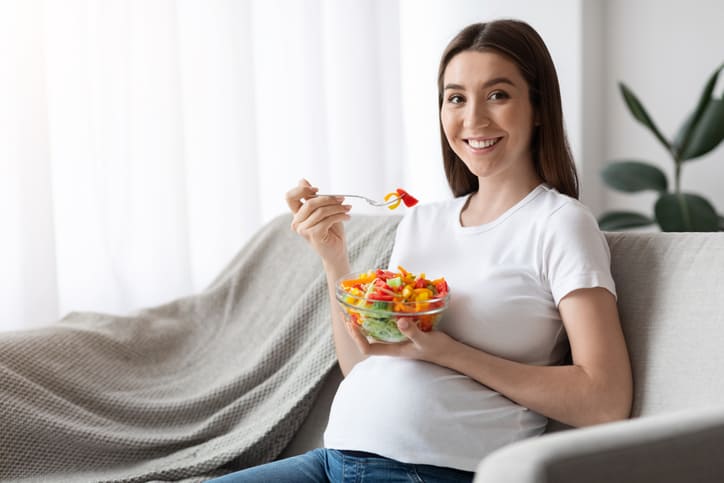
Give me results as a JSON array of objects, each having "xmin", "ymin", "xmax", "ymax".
[
  {"xmin": 345, "ymin": 318, "xmax": 458, "ymax": 365},
  {"xmin": 286, "ymin": 179, "xmax": 351, "ymax": 266}
]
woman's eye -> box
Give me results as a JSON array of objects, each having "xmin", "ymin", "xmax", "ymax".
[
  {"xmin": 488, "ymin": 91, "xmax": 509, "ymax": 101},
  {"xmin": 448, "ymin": 94, "xmax": 465, "ymax": 104}
]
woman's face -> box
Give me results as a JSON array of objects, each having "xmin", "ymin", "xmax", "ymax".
[{"xmin": 440, "ymin": 50, "xmax": 537, "ymax": 182}]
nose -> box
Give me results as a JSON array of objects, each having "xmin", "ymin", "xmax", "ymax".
[{"xmin": 463, "ymin": 99, "xmax": 490, "ymax": 129}]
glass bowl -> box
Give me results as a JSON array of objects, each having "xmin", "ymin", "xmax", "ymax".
[{"xmin": 335, "ymin": 269, "xmax": 450, "ymax": 343}]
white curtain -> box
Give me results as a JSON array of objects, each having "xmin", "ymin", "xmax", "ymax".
[
  {"xmin": 0, "ymin": 0, "xmax": 478, "ymax": 330},
  {"xmin": 0, "ymin": 0, "xmax": 519, "ymax": 332}
]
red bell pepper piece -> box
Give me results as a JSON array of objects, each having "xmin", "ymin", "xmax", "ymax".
[
  {"xmin": 396, "ymin": 188, "xmax": 418, "ymax": 207},
  {"xmin": 375, "ymin": 269, "xmax": 396, "ymax": 280}
]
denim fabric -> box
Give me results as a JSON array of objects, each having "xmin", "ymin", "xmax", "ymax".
[{"xmin": 208, "ymin": 448, "xmax": 475, "ymax": 483}]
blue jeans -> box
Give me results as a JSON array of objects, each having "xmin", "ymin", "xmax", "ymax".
[{"xmin": 208, "ymin": 448, "xmax": 475, "ymax": 482}]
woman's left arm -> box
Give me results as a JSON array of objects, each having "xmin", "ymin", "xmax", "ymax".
[{"xmin": 347, "ymin": 286, "xmax": 633, "ymax": 428}]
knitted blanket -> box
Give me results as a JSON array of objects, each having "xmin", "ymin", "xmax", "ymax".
[{"xmin": 0, "ymin": 214, "xmax": 400, "ymax": 482}]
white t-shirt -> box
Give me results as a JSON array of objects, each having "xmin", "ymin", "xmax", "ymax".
[{"xmin": 323, "ymin": 184, "xmax": 616, "ymax": 471}]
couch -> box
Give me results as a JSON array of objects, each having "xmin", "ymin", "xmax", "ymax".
[
  {"xmin": 3, "ymin": 214, "xmax": 723, "ymax": 482},
  {"xmin": 280, "ymin": 216, "xmax": 724, "ymax": 483}
]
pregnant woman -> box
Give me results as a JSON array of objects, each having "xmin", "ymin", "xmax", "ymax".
[{"xmin": 211, "ymin": 18, "xmax": 632, "ymax": 483}]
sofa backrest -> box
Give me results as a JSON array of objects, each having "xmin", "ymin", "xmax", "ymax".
[{"xmin": 606, "ymin": 231, "xmax": 724, "ymax": 418}]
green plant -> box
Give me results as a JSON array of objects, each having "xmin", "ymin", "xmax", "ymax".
[{"xmin": 598, "ymin": 63, "xmax": 724, "ymax": 231}]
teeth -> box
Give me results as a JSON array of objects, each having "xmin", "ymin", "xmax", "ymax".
[{"xmin": 468, "ymin": 138, "xmax": 499, "ymax": 149}]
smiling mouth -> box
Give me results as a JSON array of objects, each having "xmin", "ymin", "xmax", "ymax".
[{"xmin": 465, "ymin": 137, "xmax": 502, "ymax": 149}]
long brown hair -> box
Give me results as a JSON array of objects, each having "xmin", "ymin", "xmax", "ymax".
[{"xmin": 437, "ymin": 19, "xmax": 579, "ymax": 199}]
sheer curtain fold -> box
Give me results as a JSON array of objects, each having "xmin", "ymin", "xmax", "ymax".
[
  {"xmin": 0, "ymin": 0, "xmax": 410, "ymax": 331},
  {"xmin": 1, "ymin": 0, "xmax": 467, "ymax": 332},
  {"xmin": 44, "ymin": 0, "xmax": 193, "ymax": 316},
  {"xmin": 0, "ymin": 0, "xmax": 59, "ymax": 330},
  {"xmin": 322, "ymin": 0, "xmax": 395, "ymax": 197},
  {"xmin": 176, "ymin": 0, "xmax": 259, "ymax": 292}
]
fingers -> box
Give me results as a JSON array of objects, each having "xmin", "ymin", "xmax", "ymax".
[
  {"xmin": 294, "ymin": 211, "xmax": 350, "ymax": 242},
  {"xmin": 347, "ymin": 317, "xmax": 449, "ymax": 364},
  {"xmin": 290, "ymin": 188, "xmax": 351, "ymax": 238},
  {"xmin": 346, "ymin": 320, "xmax": 408, "ymax": 357},
  {"xmin": 346, "ymin": 321, "xmax": 384, "ymax": 356},
  {"xmin": 293, "ymin": 197, "xmax": 349, "ymax": 231},
  {"xmin": 285, "ymin": 178, "xmax": 318, "ymax": 214},
  {"xmin": 346, "ymin": 321, "xmax": 368, "ymax": 347},
  {"xmin": 395, "ymin": 318, "xmax": 424, "ymax": 348},
  {"xmin": 286, "ymin": 179, "xmax": 352, "ymax": 235}
]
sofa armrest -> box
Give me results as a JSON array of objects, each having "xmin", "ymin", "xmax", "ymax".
[{"xmin": 474, "ymin": 406, "xmax": 724, "ymax": 483}]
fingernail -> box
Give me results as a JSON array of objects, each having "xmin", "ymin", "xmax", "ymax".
[
  {"xmin": 398, "ymin": 319, "xmax": 409, "ymax": 330},
  {"xmin": 335, "ymin": 196, "xmax": 345, "ymax": 201},
  {"xmin": 343, "ymin": 204, "xmax": 352, "ymax": 210}
]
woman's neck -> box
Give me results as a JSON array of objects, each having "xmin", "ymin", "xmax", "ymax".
[{"xmin": 460, "ymin": 174, "xmax": 543, "ymax": 227}]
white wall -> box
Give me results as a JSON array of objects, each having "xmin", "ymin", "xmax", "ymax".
[
  {"xmin": 579, "ymin": 0, "xmax": 605, "ymax": 212},
  {"xmin": 602, "ymin": 0, "xmax": 724, "ymax": 220}
]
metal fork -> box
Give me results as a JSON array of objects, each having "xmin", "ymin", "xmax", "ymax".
[{"xmin": 314, "ymin": 193, "xmax": 401, "ymax": 207}]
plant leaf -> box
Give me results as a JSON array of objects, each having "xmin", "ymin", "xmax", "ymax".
[
  {"xmin": 654, "ymin": 193, "xmax": 719, "ymax": 231},
  {"xmin": 619, "ymin": 82, "xmax": 671, "ymax": 152},
  {"xmin": 674, "ymin": 98, "xmax": 724, "ymax": 161},
  {"xmin": 598, "ymin": 211, "xmax": 655, "ymax": 230},
  {"xmin": 674, "ymin": 63, "xmax": 724, "ymax": 161},
  {"xmin": 601, "ymin": 160, "xmax": 668, "ymax": 192}
]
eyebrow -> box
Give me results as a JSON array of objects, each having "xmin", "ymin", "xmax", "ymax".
[{"xmin": 444, "ymin": 77, "xmax": 516, "ymax": 91}]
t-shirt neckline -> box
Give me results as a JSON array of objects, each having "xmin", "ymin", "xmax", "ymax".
[{"xmin": 455, "ymin": 183, "xmax": 548, "ymax": 235}]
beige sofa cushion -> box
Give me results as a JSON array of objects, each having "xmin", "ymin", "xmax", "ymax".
[{"xmin": 606, "ymin": 232, "xmax": 724, "ymax": 417}]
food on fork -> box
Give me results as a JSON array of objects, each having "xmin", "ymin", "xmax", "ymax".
[
  {"xmin": 315, "ymin": 188, "xmax": 418, "ymax": 209},
  {"xmin": 384, "ymin": 188, "xmax": 419, "ymax": 210}
]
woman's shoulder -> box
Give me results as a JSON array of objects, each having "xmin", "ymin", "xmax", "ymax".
[
  {"xmin": 535, "ymin": 184, "xmax": 597, "ymax": 224},
  {"xmin": 532, "ymin": 185, "xmax": 605, "ymax": 246}
]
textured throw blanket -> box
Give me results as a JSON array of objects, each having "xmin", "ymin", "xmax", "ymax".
[{"xmin": 0, "ymin": 214, "xmax": 400, "ymax": 482}]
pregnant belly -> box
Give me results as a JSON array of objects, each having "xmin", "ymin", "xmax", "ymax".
[{"xmin": 324, "ymin": 356, "xmax": 546, "ymax": 461}]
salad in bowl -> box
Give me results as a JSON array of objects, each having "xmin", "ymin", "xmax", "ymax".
[{"xmin": 335, "ymin": 266, "xmax": 450, "ymax": 343}]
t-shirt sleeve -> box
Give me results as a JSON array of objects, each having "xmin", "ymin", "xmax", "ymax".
[{"xmin": 541, "ymin": 201, "xmax": 616, "ymax": 306}]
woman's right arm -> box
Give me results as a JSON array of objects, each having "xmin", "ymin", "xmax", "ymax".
[{"xmin": 285, "ymin": 179, "xmax": 367, "ymax": 376}]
